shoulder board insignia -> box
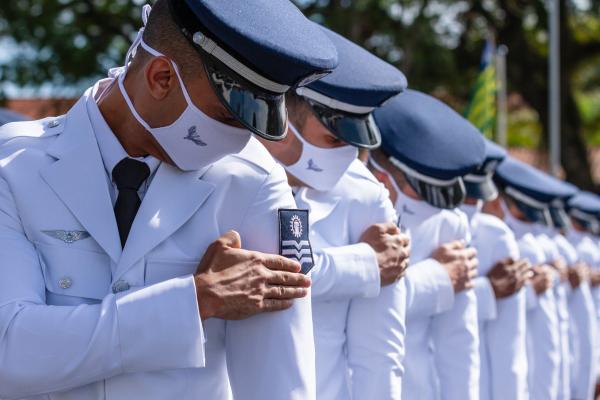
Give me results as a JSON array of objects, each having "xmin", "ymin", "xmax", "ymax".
[{"xmin": 278, "ymin": 209, "xmax": 314, "ymax": 274}]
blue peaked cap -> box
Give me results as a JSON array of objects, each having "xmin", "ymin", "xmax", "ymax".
[
  {"xmin": 463, "ymin": 139, "xmax": 506, "ymax": 201},
  {"xmin": 495, "ymin": 157, "xmax": 577, "ymax": 202},
  {"xmin": 567, "ymin": 191, "xmax": 600, "ymax": 215},
  {"xmin": 304, "ymin": 25, "xmax": 407, "ymax": 108},
  {"xmin": 374, "ymin": 90, "xmax": 485, "ymax": 180},
  {"xmin": 483, "ymin": 139, "xmax": 506, "ymax": 165},
  {"xmin": 181, "ymin": 0, "xmax": 338, "ymax": 86}
]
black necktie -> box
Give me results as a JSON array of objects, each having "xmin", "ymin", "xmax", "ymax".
[{"xmin": 112, "ymin": 158, "xmax": 150, "ymax": 247}]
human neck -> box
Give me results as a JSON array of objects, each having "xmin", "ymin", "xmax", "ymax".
[
  {"xmin": 97, "ymin": 78, "xmax": 171, "ymax": 163},
  {"xmin": 399, "ymin": 182, "xmax": 420, "ymax": 201}
]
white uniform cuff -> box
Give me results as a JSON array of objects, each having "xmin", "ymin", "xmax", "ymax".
[
  {"xmin": 473, "ymin": 277, "xmax": 497, "ymax": 321},
  {"xmin": 562, "ymin": 280, "xmax": 573, "ymax": 297},
  {"xmin": 312, "ymin": 242, "xmax": 381, "ymax": 301},
  {"xmin": 406, "ymin": 258, "xmax": 455, "ymax": 317},
  {"xmin": 116, "ymin": 275, "xmax": 206, "ymax": 373},
  {"xmin": 525, "ymin": 283, "xmax": 539, "ymax": 311}
]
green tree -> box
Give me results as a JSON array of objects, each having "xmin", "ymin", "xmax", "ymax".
[
  {"xmin": 296, "ymin": 0, "xmax": 600, "ymax": 190},
  {"xmin": 0, "ymin": 0, "xmax": 144, "ymax": 92}
]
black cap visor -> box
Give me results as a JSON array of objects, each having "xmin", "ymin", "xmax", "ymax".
[
  {"xmin": 464, "ymin": 174, "xmax": 498, "ymax": 201},
  {"xmin": 570, "ymin": 210, "xmax": 600, "ymax": 234},
  {"xmin": 405, "ymin": 173, "xmax": 466, "ymax": 210},
  {"xmin": 549, "ymin": 206, "xmax": 570, "ymax": 230},
  {"xmin": 201, "ymin": 53, "xmax": 287, "ymax": 141},
  {"xmin": 505, "ymin": 194, "xmax": 548, "ymax": 225},
  {"xmin": 308, "ymin": 100, "xmax": 381, "ymax": 149}
]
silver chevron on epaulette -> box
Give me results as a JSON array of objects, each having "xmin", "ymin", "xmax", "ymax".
[
  {"xmin": 281, "ymin": 240, "xmax": 313, "ymax": 265},
  {"xmin": 42, "ymin": 230, "xmax": 90, "ymax": 244}
]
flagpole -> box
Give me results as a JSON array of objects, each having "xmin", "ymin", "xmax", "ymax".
[
  {"xmin": 549, "ymin": 0, "xmax": 561, "ymax": 176},
  {"xmin": 496, "ymin": 45, "xmax": 508, "ymax": 148}
]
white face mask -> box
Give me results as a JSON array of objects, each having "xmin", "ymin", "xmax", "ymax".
[
  {"xmin": 114, "ymin": 13, "xmax": 251, "ymax": 171},
  {"xmin": 283, "ymin": 124, "xmax": 358, "ymax": 191}
]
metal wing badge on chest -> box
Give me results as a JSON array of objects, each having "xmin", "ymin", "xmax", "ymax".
[
  {"xmin": 42, "ymin": 230, "xmax": 90, "ymax": 244},
  {"xmin": 278, "ymin": 209, "xmax": 315, "ymax": 274}
]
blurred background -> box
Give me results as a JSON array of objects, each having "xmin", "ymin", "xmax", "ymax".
[{"xmin": 0, "ymin": 0, "xmax": 599, "ymax": 190}]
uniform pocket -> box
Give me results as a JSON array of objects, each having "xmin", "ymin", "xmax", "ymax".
[
  {"xmin": 144, "ymin": 259, "xmax": 200, "ymax": 286},
  {"xmin": 34, "ymin": 241, "xmax": 111, "ymax": 301}
]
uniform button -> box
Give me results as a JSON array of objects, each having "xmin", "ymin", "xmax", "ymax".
[
  {"xmin": 58, "ymin": 277, "xmax": 72, "ymax": 289},
  {"xmin": 112, "ymin": 280, "xmax": 130, "ymax": 294},
  {"xmin": 47, "ymin": 119, "xmax": 60, "ymax": 128},
  {"xmin": 193, "ymin": 32, "xmax": 205, "ymax": 43}
]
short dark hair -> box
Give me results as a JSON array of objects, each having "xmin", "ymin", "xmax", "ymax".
[
  {"xmin": 285, "ymin": 92, "xmax": 312, "ymax": 131},
  {"xmin": 130, "ymin": 0, "xmax": 203, "ymax": 80}
]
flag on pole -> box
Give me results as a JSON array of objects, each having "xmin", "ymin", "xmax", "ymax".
[{"xmin": 465, "ymin": 36, "xmax": 497, "ymax": 137}]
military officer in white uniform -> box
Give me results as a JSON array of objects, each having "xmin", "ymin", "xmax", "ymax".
[
  {"xmin": 258, "ymin": 25, "xmax": 412, "ymax": 400},
  {"xmin": 513, "ymin": 176, "xmax": 575, "ymax": 400},
  {"xmin": 564, "ymin": 192, "xmax": 600, "ymax": 400},
  {"xmin": 368, "ymin": 90, "xmax": 484, "ymax": 400},
  {"xmin": 0, "ymin": 1, "xmax": 340, "ymax": 399},
  {"xmin": 531, "ymin": 206, "xmax": 572, "ymax": 399},
  {"xmin": 460, "ymin": 139, "xmax": 531, "ymax": 400},
  {"xmin": 494, "ymin": 157, "xmax": 563, "ymax": 400}
]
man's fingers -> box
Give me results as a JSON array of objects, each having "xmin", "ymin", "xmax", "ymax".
[
  {"xmin": 501, "ymin": 257, "xmax": 515, "ymax": 265},
  {"xmin": 264, "ymin": 285, "xmax": 309, "ymax": 299},
  {"xmin": 267, "ymin": 270, "xmax": 312, "ymax": 287},
  {"xmin": 468, "ymin": 269, "xmax": 477, "ymax": 280},
  {"xmin": 262, "ymin": 254, "xmax": 302, "ymax": 273},
  {"xmin": 380, "ymin": 222, "xmax": 401, "ymax": 235},
  {"xmin": 218, "ymin": 230, "xmax": 242, "ymax": 249},
  {"xmin": 446, "ymin": 240, "xmax": 465, "ymax": 250},
  {"xmin": 516, "ymin": 266, "xmax": 532, "ymax": 282},
  {"xmin": 513, "ymin": 259, "xmax": 531, "ymax": 272},
  {"xmin": 261, "ymin": 299, "xmax": 294, "ymax": 312},
  {"xmin": 400, "ymin": 234, "xmax": 411, "ymax": 247},
  {"xmin": 464, "ymin": 247, "xmax": 478, "ymax": 260}
]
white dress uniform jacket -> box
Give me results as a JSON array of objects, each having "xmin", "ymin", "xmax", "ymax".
[
  {"xmin": 0, "ymin": 85, "xmax": 315, "ymax": 400},
  {"xmin": 295, "ymin": 159, "xmax": 406, "ymax": 400},
  {"xmin": 398, "ymin": 192, "xmax": 480, "ymax": 400},
  {"xmin": 565, "ymin": 229, "xmax": 598, "ymax": 400},
  {"xmin": 533, "ymin": 225, "xmax": 571, "ymax": 400},
  {"xmin": 462, "ymin": 205, "xmax": 528, "ymax": 400},
  {"xmin": 505, "ymin": 213, "xmax": 561, "ymax": 400}
]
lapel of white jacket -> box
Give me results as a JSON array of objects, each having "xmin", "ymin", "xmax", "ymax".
[
  {"xmin": 41, "ymin": 97, "xmax": 122, "ymax": 263},
  {"xmin": 113, "ymin": 162, "xmax": 215, "ymax": 280}
]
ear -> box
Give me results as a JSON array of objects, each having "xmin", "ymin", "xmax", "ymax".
[{"xmin": 144, "ymin": 56, "xmax": 177, "ymax": 100}]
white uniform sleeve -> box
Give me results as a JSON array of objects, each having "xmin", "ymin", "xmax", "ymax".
[
  {"xmin": 431, "ymin": 290, "xmax": 480, "ymax": 400},
  {"xmin": 0, "ymin": 176, "xmax": 205, "ymax": 398},
  {"xmin": 430, "ymin": 212, "xmax": 479, "ymax": 400},
  {"xmin": 486, "ymin": 290, "xmax": 529, "ymax": 400},
  {"xmin": 310, "ymin": 243, "xmax": 380, "ymax": 301},
  {"xmin": 525, "ymin": 283, "xmax": 539, "ymax": 311},
  {"xmin": 473, "ymin": 276, "xmax": 497, "ymax": 321},
  {"xmin": 527, "ymin": 290, "xmax": 561, "ymax": 400},
  {"xmin": 226, "ymin": 165, "xmax": 315, "ymax": 400},
  {"xmin": 405, "ymin": 258, "xmax": 455, "ymax": 318},
  {"xmin": 473, "ymin": 224, "xmax": 518, "ymax": 322},
  {"xmin": 483, "ymin": 226, "xmax": 528, "ymax": 399},
  {"xmin": 568, "ymin": 282, "xmax": 597, "ymax": 400},
  {"xmin": 345, "ymin": 181, "xmax": 406, "ymax": 400},
  {"xmin": 310, "ymin": 173, "xmax": 391, "ymax": 302}
]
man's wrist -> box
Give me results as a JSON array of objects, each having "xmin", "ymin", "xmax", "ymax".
[{"xmin": 194, "ymin": 274, "xmax": 217, "ymax": 321}]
